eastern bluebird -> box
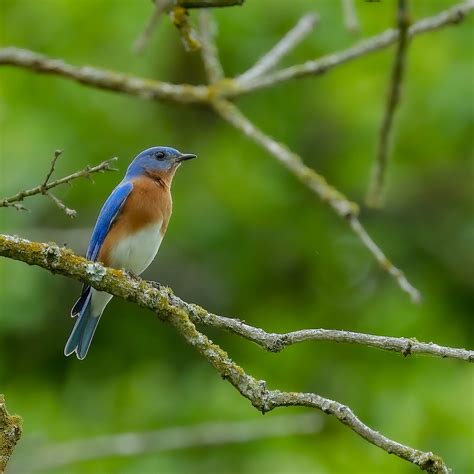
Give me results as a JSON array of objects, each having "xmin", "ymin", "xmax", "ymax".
[{"xmin": 65, "ymin": 146, "xmax": 197, "ymax": 359}]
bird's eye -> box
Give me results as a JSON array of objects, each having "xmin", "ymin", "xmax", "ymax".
[{"xmin": 154, "ymin": 151, "xmax": 165, "ymax": 160}]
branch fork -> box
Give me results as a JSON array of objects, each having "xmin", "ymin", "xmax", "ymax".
[
  {"xmin": 1, "ymin": 235, "xmax": 471, "ymax": 472},
  {"xmin": 0, "ymin": 151, "xmax": 117, "ymax": 217}
]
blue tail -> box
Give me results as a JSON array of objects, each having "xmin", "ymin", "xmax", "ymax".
[{"xmin": 65, "ymin": 290, "xmax": 101, "ymax": 360}]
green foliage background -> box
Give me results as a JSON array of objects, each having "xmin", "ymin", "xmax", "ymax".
[{"xmin": 0, "ymin": 1, "xmax": 473, "ymax": 472}]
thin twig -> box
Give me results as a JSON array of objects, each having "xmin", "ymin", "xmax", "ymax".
[
  {"xmin": 213, "ymin": 100, "xmax": 358, "ymax": 217},
  {"xmin": 238, "ymin": 12, "xmax": 320, "ymax": 83},
  {"xmin": 133, "ymin": 0, "xmax": 243, "ymax": 53},
  {"xmin": 178, "ymin": 304, "xmax": 473, "ymax": 362},
  {"xmin": 212, "ymin": 99, "xmax": 421, "ymax": 302},
  {"xmin": 342, "ymin": 0, "xmax": 360, "ymax": 35},
  {"xmin": 199, "ymin": 10, "xmax": 224, "ymax": 82},
  {"xmin": 170, "ymin": 6, "xmax": 202, "ymax": 52},
  {"xmin": 0, "ymin": 236, "xmax": 456, "ymax": 472},
  {"xmin": 348, "ymin": 216, "xmax": 420, "ymax": 302},
  {"xmin": 366, "ymin": 0, "xmax": 411, "ymax": 208},
  {"xmin": 16, "ymin": 414, "xmax": 321, "ymax": 470},
  {"xmin": 0, "ymin": 155, "xmax": 117, "ymax": 217},
  {"xmin": 232, "ymin": 1, "xmax": 474, "ymax": 95},
  {"xmin": 41, "ymin": 149, "xmax": 63, "ymax": 187},
  {"xmin": 133, "ymin": 0, "xmax": 173, "ymax": 53},
  {"xmin": 0, "ymin": 47, "xmax": 210, "ymax": 104},
  {"xmin": 45, "ymin": 193, "xmax": 77, "ymax": 218},
  {"xmin": 36, "ymin": 150, "xmax": 77, "ymax": 217},
  {"xmin": 0, "ymin": 394, "xmax": 22, "ymax": 473},
  {"xmin": 1, "ymin": 3, "xmax": 472, "ymax": 102}
]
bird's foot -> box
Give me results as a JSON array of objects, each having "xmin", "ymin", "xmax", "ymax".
[
  {"xmin": 148, "ymin": 280, "xmax": 163, "ymax": 290},
  {"xmin": 125, "ymin": 269, "xmax": 140, "ymax": 280}
]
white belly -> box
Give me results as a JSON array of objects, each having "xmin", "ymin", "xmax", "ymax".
[{"xmin": 110, "ymin": 222, "xmax": 163, "ymax": 275}]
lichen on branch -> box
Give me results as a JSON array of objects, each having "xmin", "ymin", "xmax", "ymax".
[
  {"xmin": 0, "ymin": 394, "xmax": 22, "ymax": 474},
  {"xmin": 0, "ymin": 234, "xmax": 469, "ymax": 472}
]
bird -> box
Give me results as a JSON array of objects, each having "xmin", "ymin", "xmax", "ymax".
[{"xmin": 65, "ymin": 146, "xmax": 197, "ymax": 360}]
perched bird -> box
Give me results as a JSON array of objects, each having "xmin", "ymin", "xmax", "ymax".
[{"xmin": 65, "ymin": 146, "xmax": 197, "ymax": 359}]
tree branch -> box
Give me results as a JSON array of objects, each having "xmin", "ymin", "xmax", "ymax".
[
  {"xmin": 341, "ymin": 0, "xmax": 360, "ymax": 35},
  {"xmin": 3, "ymin": 3, "xmax": 466, "ymax": 299},
  {"xmin": 233, "ymin": 1, "xmax": 474, "ymax": 95},
  {"xmin": 0, "ymin": 153, "xmax": 117, "ymax": 217},
  {"xmin": 237, "ymin": 12, "xmax": 320, "ymax": 84},
  {"xmin": 133, "ymin": 0, "xmax": 242, "ymax": 54},
  {"xmin": 187, "ymin": 309, "xmax": 473, "ymax": 362},
  {"xmin": 198, "ymin": 10, "xmax": 224, "ymax": 83},
  {"xmin": 198, "ymin": 13, "xmax": 421, "ymax": 302},
  {"xmin": 212, "ymin": 99, "xmax": 421, "ymax": 303},
  {"xmin": 0, "ymin": 235, "xmax": 468, "ymax": 472},
  {"xmin": 18, "ymin": 414, "xmax": 321, "ymax": 470},
  {"xmin": 0, "ymin": 394, "xmax": 22, "ymax": 474},
  {"xmin": 2, "ymin": 3, "xmax": 472, "ymax": 103},
  {"xmin": 0, "ymin": 47, "xmax": 210, "ymax": 104},
  {"xmin": 133, "ymin": 0, "xmax": 174, "ymax": 53},
  {"xmin": 366, "ymin": 0, "xmax": 411, "ymax": 208},
  {"xmin": 170, "ymin": 6, "xmax": 202, "ymax": 52}
]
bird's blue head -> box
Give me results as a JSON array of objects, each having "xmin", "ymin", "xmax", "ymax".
[{"xmin": 125, "ymin": 146, "xmax": 197, "ymax": 179}]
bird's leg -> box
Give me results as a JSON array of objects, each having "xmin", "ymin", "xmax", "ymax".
[
  {"xmin": 124, "ymin": 268, "xmax": 162, "ymax": 289},
  {"xmin": 148, "ymin": 280, "xmax": 162, "ymax": 290},
  {"xmin": 124, "ymin": 269, "xmax": 141, "ymax": 280}
]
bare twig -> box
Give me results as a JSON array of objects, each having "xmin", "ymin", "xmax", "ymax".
[
  {"xmin": 0, "ymin": 154, "xmax": 117, "ymax": 217},
  {"xmin": 0, "ymin": 47, "xmax": 210, "ymax": 104},
  {"xmin": 0, "ymin": 394, "xmax": 22, "ymax": 474},
  {"xmin": 233, "ymin": 1, "xmax": 474, "ymax": 95},
  {"xmin": 238, "ymin": 12, "xmax": 320, "ymax": 83},
  {"xmin": 133, "ymin": 0, "xmax": 174, "ymax": 53},
  {"xmin": 170, "ymin": 6, "xmax": 202, "ymax": 52},
  {"xmin": 41, "ymin": 149, "xmax": 63, "ymax": 187},
  {"xmin": 2, "ymin": 3, "xmax": 472, "ymax": 102},
  {"xmin": 44, "ymin": 193, "xmax": 77, "ymax": 218},
  {"xmin": 180, "ymin": 305, "xmax": 473, "ymax": 362},
  {"xmin": 366, "ymin": 0, "xmax": 411, "ymax": 208},
  {"xmin": 36, "ymin": 150, "xmax": 77, "ymax": 217},
  {"xmin": 199, "ymin": 10, "xmax": 224, "ymax": 82},
  {"xmin": 0, "ymin": 235, "xmax": 457, "ymax": 472},
  {"xmin": 133, "ymin": 0, "xmax": 243, "ymax": 53},
  {"xmin": 17, "ymin": 414, "xmax": 321, "ymax": 470},
  {"xmin": 213, "ymin": 100, "xmax": 358, "ymax": 217},
  {"xmin": 342, "ymin": 0, "xmax": 360, "ymax": 35},
  {"xmin": 348, "ymin": 216, "xmax": 421, "ymax": 302},
  {"xmin": 212, "ymin": 99, "xmax": 421, "ymax": 302}
]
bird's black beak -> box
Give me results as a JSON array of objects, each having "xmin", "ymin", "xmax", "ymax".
[{"xmin": 177, "ymin": 153, "xmax": 197, "ymax": 162}]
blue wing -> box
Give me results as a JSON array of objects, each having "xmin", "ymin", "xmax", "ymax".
[
  {"xmin": 71, "ymin": 180, "xmax": 133, "ymax": 317},
  {"xmin": 86, "ymin": 180, "xmax": 133, "ymax": 261}
]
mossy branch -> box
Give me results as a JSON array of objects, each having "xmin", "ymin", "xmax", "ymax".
[
  {"xmin": 1, "ymin": 234, "xmax": 471, "ymax": 472},
  {"xmin": 0, "ymin": 394, "xmax": 22, "ymax": 474}
]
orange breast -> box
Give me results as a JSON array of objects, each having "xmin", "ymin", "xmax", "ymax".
[{"xmin": 98, "ymin": 176, "xmax": 172, "ymax": 266}]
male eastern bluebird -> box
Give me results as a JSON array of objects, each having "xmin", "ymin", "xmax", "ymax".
[{"xmin": 65, "ymin": 146, "xmax": 197, "ymax": 360}]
